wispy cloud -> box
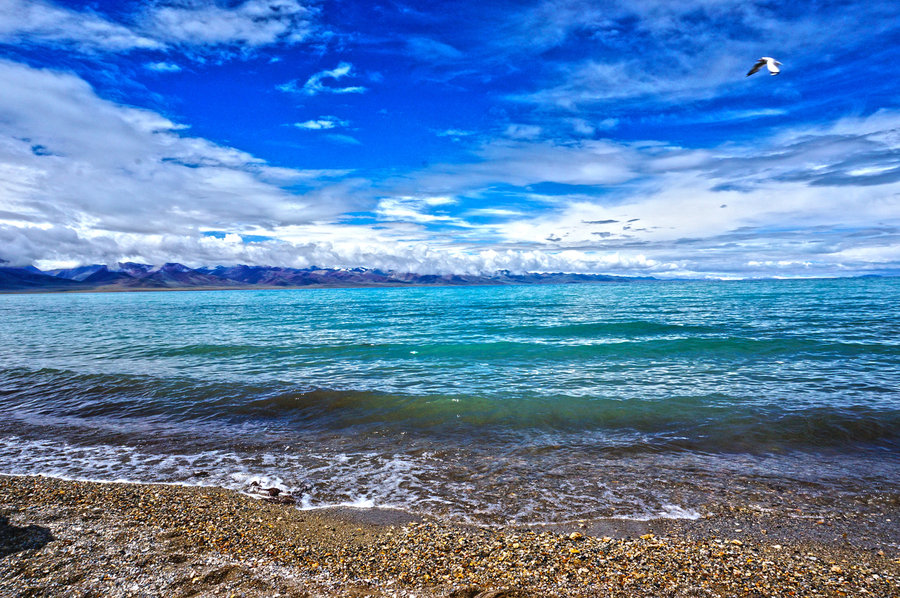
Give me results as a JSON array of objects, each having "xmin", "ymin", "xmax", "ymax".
[
  {"xmin": 326, "ymin": 134, "xmax": 362, "ymax": 145},
  {"xmin": 145, "ymin": 0, "xmax": 316, "ymax": 47},
  {"xmin": 436, "ymin": 129, "xmax": 476, "ymax": 138},
  {"xmin": 278, "ymin": 62, "xmax": 367, "ymax": 96},
  {"xmin": 294, "ymin": 116, "xmax": 349, "ymax": 130},
  {"xmin": 500, "ymin": 0, "xmax": 900, "ymax": 111},
  {"xmin": 144, "ymin": 61, "xmax": 181, "ymax": 73},
  {"xmin": 504, "ymin": 124, "xmax": 543, "ymax": 140},
  {"xmin": 0, "ymin": 0, "xmax": 319, "ymax": 55},
  {"xmin": 0, "ymin": 0, "xmax": 161, "ymax": 51},
  {"xmin": 375, "ymin": 196, "xmax": 463, "ymax": 225},
  {"xmin": 406, "ymin": 36, "xmax": 463, "ymax": 62}
]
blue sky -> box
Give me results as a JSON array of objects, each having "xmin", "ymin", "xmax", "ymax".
[{"xmin": 1, "ymin": 0, "xmax": 899, "ymax": 277}]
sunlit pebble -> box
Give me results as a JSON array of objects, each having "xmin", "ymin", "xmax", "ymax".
[{"xmin": 4, "ymin": 477, "xmax": 899, "ymax": 597}]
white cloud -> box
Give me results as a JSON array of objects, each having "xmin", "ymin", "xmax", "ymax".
[
  {"xmin": 352, "ymin": 110, "xmax": 900, "ymax": 277},
  {"xmin": 1, "ymin": 59, "xmax": 899, "ymax": 278},
  {"xmin": 374, "ymin": 197, "xmax": 467, "ymax": 226},
  {"xmin": 393, "ymin": 138, "xmax": 635, "ymax": 197},
  {"xmin": 436, "ymin": 129, "xmax": 475, "ymax": 138},
  {"xmin": 144, "ymin": 61, "xmax": 182, "ymax": 72},
  {"xmin": 0, "ymin": 0, "xmax": 161, "ymax": 51},
  {"xmin": 145, "ymin": 0, "xmax": 316, "ymax": 47},
  {"xmin": 8, "ymin": 225, "xmax": 679, "ymax": 276},
  {"xmin": 0, "ymin": 0, "xmax": 318, "ymax": 55},
  {"xmin": 504, "ymin": 124, "xmax": 543, "ymax": 140},
  {"xmin": 466, "ymin": 208, "xmax": 524, "ymax": 217},
  {"xmin": 279, "ymin": 62, "xmax": 367, "ymax": 96},
  {"xmin": 0, "ymin": 59, "xmax": 347, "ymax": 265},
  {"xmin": 294, "ymin": 116, "xmax": 348, "ymax": 130},
  {"xmin": 422, "ymin": 196, "xmax": 457, "ymax": 206}
]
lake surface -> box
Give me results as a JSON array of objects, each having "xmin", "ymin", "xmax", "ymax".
[{"xmin": 1, "ymin": 279, "xmax": 898, "ymax": 525}]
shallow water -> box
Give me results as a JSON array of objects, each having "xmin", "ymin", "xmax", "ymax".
[{"xmin": 1, "ymin": 279, "xmax": 898, "ymax": 524}]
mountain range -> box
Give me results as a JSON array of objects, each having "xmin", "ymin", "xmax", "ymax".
[{"xmin": 0, "ymin": 261, "xmax": 651, "ymax": 292}]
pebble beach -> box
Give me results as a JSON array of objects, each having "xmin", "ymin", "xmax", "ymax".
[{"xmin": 1, "ymin": 474, "xmax": 898, "ymax": 597}]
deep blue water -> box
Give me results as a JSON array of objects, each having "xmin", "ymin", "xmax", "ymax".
[{"xmin": 1, "ymin": 279, "xmax": 898, "ymax": 524}]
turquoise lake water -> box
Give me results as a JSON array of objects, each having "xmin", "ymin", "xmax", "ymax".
[{"xmin": 1, "ymin": 279, "xmax": 898, "ymax": 524}]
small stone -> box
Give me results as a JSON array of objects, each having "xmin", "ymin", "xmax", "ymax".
[{"xmin": 569, "ymin": 532, "xmax": 583, "ymax": 541}]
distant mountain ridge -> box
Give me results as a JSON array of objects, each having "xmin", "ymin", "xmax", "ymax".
[{"xmin": 0, "ymin": 261, "xmax": 653, "ymax": 292}]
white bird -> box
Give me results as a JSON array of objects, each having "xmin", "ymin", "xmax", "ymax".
[{"xmin": 747, "ymin": 56, "xmax": 782, "ymax": 76}]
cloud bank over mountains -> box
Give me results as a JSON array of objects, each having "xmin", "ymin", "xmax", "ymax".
[{"xmin": 0, "ymin": 0, "xmax": 898, "ymax": 278}]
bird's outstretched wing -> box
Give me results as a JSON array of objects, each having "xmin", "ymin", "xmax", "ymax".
[{"xmin": 746, "ymin": 59, "xmax": 766, "ymax": 76}]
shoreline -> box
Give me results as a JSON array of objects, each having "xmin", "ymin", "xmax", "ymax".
[
  {"xmin": 2, "ymin": 274, "xmax": 894, "ymax": 296},
  {"xmin": 0, "ymin": 279, "xmax": 648, "ymax": 296},
  {"xmin": 2, "ymin": 474, "xmax": 897, "ymax": 597}
]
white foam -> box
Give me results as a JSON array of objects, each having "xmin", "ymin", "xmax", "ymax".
[
  {"xmin": 0, "ymin": 435, "xmax": 704, "ymax": 526},
  {"xmin": 299, "ymin": 497, "xmax": 378, "ymax": 510},
  {"xmin": 623, "ymin": 504, "xmax": 702, "ymax": 521}
]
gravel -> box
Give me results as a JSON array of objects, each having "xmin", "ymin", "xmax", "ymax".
[{"xmin": 1, "ymin": 474, "xmax": 898, "ymax": 597}]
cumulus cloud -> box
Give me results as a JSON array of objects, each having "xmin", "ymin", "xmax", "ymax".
[
  {"xmin": 2, "ymin": 55, "xmax": 900, "ymax": 277},
  {"xmin": 0, "ymin": 60, "xmax": 346, "ymax": 260},
  {"xmin": 4, "ymin": 223, "xmax": 677, "ymax": 276},
  {"xmin": 351, "ymin": 110, "xmax": 900, "ymax": 277}
]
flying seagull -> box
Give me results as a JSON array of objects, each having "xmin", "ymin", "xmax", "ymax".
[{"xmin": 747, "ymin": 57, "xmax": 782, "ymax": 77}]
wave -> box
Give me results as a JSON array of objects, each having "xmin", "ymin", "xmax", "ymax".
[
  {"xmin": 2, "ymin": 367, "xmax": 899, "ymax": 452},
  {"xmin": 136, "ymin": 337, "xmax": 900, "ymax": 364},
  {"xmin": 508, "ymin": 320, "xmax": 728, "ymax": 338}
]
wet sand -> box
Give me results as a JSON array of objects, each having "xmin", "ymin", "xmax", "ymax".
[{"xmin": 1, "ymin": 474, "xmax": 898, "ymax": 597}]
